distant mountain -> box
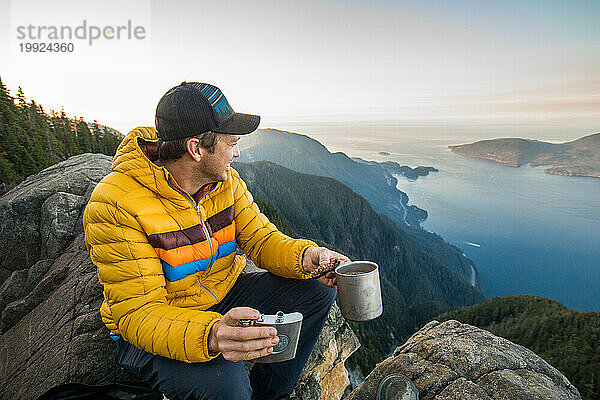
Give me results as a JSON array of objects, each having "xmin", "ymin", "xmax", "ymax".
[
  {"xmin": 238, "ymin": 128, "xmax": 477, "ymax": 286},
  {"xmin": 449, "ymin": 133, "xmax": 600, "ymax": 178},
  {"xmin": 239, "ymin": 129, "xmax": 426, "ymax": 226},
  {"xmin": 439, "ymin": 295, "xmax": 600, "ymax": 400},
  {"xmin": 233, "ymin": 161, "xmax": 486, "ymax": 375}
]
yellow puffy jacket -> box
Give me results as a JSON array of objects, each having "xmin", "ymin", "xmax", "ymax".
[{"xmin": 83, "ymin": 127, "xmax": 316, "ymax": 363}]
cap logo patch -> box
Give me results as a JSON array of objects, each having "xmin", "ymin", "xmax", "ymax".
[{"xmin": 192, "ymin": 83, "xmax": 234, "ymax": 125}]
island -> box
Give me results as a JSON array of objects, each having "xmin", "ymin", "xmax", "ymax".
[
  {"xmin": 378, "ymin": 151, "xmax": 391, "ymax": 156},
  {"xmin": 379, "ymin": 162, "xmax": 438, "ymax": 181},
  {"xmin": 449, "ymin": 133, "xmax": 600, "ymax": 179}
]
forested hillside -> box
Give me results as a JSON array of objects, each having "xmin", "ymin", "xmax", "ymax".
[
  {"xmin": 234, "ymin": 161, "xmax": 485, "ymax": 375},
  {"xmin": 238, "ymin": 128, "xmax": 478, "ymax": 285},
  {"xmin": 0, "ymin": 78, "xmax": 122, "ymax": 195},
  {"xmin": 439, "ymin": 295, "xmax": 600, "ymax": 400}
]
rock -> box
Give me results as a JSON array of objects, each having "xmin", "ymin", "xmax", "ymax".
[
  {"xmin": 0, "ymin": 259, "xmax": 69, "ymax": 333},
  {"xmin": 0, "ymin": 153, "xmax": 111, "ymax": 281},
  {"xmin": 0, "ymin": 260, "xmax": 53, "ymax": 316},
  {"xmin": 0, "ymin": 154, "xmax": 360, "ymax": 400},
  {"xmin": 347, "ymin": 320, "xmax": 581, "ymax": 400},
  {"xmin": 0, "ymin": 233, "xmax": 129, "ymax": 399},
  {"xmin": 289, "ymin": 304, "xmax": 361, "ymax": 400},
  {"xmin": 41, "ymin": 192, "xmax": 86, "ymax": 259}
]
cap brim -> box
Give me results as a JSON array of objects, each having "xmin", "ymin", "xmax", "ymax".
[{"xmin": 213, "ymin": 113, "xmax": 260, "ymax": 135}]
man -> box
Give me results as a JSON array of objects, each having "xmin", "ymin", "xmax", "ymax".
[{"xmin": 83, "ymin": 82, "xmax": 350, "ymax": 400}]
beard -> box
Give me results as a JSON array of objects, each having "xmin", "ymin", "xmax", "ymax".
[{"xmin": 194, "ymin": 156, "xmax": 229, "ymax": 184}]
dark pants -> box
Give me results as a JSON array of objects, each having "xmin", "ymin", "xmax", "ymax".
[{"xmin": 115, "ymin": 272, "xmax": 337, "ymax": 400}]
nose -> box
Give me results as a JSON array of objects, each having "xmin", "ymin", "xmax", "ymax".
[{"xmin": 233, "ymin": 144, "xmax": 240, "ymax": 158}]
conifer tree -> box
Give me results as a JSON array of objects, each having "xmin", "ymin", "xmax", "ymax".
[{"xmin": 0, "ymin": 80, "xmax": 123, "ymax": 194}]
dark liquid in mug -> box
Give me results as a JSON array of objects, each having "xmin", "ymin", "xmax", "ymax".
[{"xmin": 345, "ymin": 271, "xmax": 368, "ymax": 275}]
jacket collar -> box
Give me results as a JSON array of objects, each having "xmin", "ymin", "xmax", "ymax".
[{"xmin": 111, "ymin": 126, "xmax": 192, "ymax": 205}]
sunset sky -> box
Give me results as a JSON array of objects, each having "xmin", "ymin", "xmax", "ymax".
[{"xmin": 0, "ymin": 0, "xmax": 598, "ymax": 139}]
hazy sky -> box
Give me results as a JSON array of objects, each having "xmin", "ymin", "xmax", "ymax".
[{"xmin": 1, "ymin": 0, "xmax": 598, "ymax": 139}]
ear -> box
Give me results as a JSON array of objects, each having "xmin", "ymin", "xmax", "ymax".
[{"xmin": 186, "ymin": 138, "xmax": 203, "ymax": 161}]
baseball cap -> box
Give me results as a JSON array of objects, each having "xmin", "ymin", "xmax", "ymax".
[{"xmin": 155, "ymin": 82, "xmax": 260, "ymax": 140}]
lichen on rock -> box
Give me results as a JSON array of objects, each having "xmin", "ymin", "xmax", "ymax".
[{"xmin": 347, "ymin": 320, "xmax": 581, "ymax": 400}]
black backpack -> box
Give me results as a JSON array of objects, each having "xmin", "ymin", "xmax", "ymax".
[{"xmin": 37, "ymin": 381, "xmax": 163, "ymax": 400}]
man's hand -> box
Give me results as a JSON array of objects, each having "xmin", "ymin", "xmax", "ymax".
[
  {"xmin": 302, "ymin": 246, "xmax": 351, "ymax": 290},
  {"xmin": 208, "ymin": 307, "xmax": 279, "ymax": 361}
]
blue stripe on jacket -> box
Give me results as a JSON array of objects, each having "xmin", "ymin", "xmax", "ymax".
[{"xmin": 161, "ymin": 240, "xmax": 238, "ymax": 282}]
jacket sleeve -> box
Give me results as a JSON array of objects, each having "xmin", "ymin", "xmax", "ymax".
[
  {"xmin": 83, "ymin": 184, "xmax": 221, "ymax": 363},
  {"xmin": 231, "ymin": 169, "xmax": 316, "ymax": 279}
]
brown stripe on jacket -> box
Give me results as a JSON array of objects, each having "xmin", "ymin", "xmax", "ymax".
[
  {"xmin": 147, "ymin": 224, "xmax": 207, "ymax": 250},
  {"xmin": 206, "ymin": 205, "xmax": 234, "ymax": 234}
]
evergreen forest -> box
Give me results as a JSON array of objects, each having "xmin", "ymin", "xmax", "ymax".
[{"xmin": 0, "ymin": 78, "xmax": 122, "ymax": 195}]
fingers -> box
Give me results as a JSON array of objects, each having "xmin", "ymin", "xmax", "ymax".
[
  {"xmin": 219, "ymin": 331, "xmax": 279, "ymax": 361},
  {"xmin": 339, "ymin": 254, "xmax": 351, "ymax": 263},
  {"xmin": 308, "ymin": 248, "xmax": 350, "ymax": 282},
  {"xmin": 222, "ymin": 336, "xmax": 279, "ymax": 353},
  {"xmin": 303, "ymin": 247, "xmax": 351, "ymax": 278},
  {"xmin": 218, "ymin": 308, "xmax": 278, "ymax": 341},
  {"xmin": 318, "ymin": 248, "xmax": 350, "ymax": 266},
  {"xmin": 322, "ymin": 271, "xmax": 336, "ymax": 279},
  {"xmin": 318, "ymin": 247, "xmax": 331, "ymax": 265},
  {"xmin": 228, "ymin": 346, "xmax": 274, "ymax": 362},
  {"xmin": 328, "ymin": 251, "xmax": 350, "ymax": 264},
  {"xmin": 220, "ymin": 307, "xmax": 260, "ymax": 326},
  {"xmin": 215, "ymin": 307, "xmax": 281, "ymax": 361},
  {"xmin": 222, "ymin": 325, "xmax": 278, "ymax": 341},
  {"xmin": 318, "ymin": 275, "xmax": 338, "ymax": 290}
]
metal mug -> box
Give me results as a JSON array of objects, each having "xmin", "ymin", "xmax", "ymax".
[{"xmin": 335, "ymin": 261, "xmax": 383, "ymax": 321}]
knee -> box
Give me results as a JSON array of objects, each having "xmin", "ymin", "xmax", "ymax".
[
  {"xmin": 322, "ymin": 284, "xmax": 337, "ymax": 308},
  {"xmin": 158, "ymin": 358, "xmax": 252, "ymax": 400},
  {"xmin": 198, "ymin": 362, "xmax": 251, "ymax": 400}
]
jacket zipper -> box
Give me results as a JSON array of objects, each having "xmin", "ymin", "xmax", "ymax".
[
  {"xmin": 166, "ymin": 178, "xmax": 220, "ymax": 304},
  {"xmin": 194, "ymin": 204, "xmax": 219, "ymax": 304},
  {"xmin": 196, "ymin": 185, "xmax": 218, "ymax": 270}
]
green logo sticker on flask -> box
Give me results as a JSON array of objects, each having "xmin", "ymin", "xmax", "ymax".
[{"xmin": 273, "ymin": 334, "xmax": 289, "ymax": 353}]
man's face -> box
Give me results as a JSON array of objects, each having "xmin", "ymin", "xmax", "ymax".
[{"xmin": 195, "ymin": 134, "xmax": 241, "ymax": 183}]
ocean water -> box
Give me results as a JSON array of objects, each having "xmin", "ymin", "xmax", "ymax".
[{"xmin": 306, "ymin": 131, "xmax": 600, "ymax": 312}]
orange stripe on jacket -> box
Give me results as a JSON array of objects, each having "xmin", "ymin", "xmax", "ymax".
[
  {"xmin": 155, "ymin": 240, "xmax": 214, "ymax": 267},
  {"xmin": 212, "ymin": 224, "xmax": 235, "ymax": 245}
]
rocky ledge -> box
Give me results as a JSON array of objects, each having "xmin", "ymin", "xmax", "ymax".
[{"xmin": 347, "ymin": 319, "xmax": 581, "ymax": 400}]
